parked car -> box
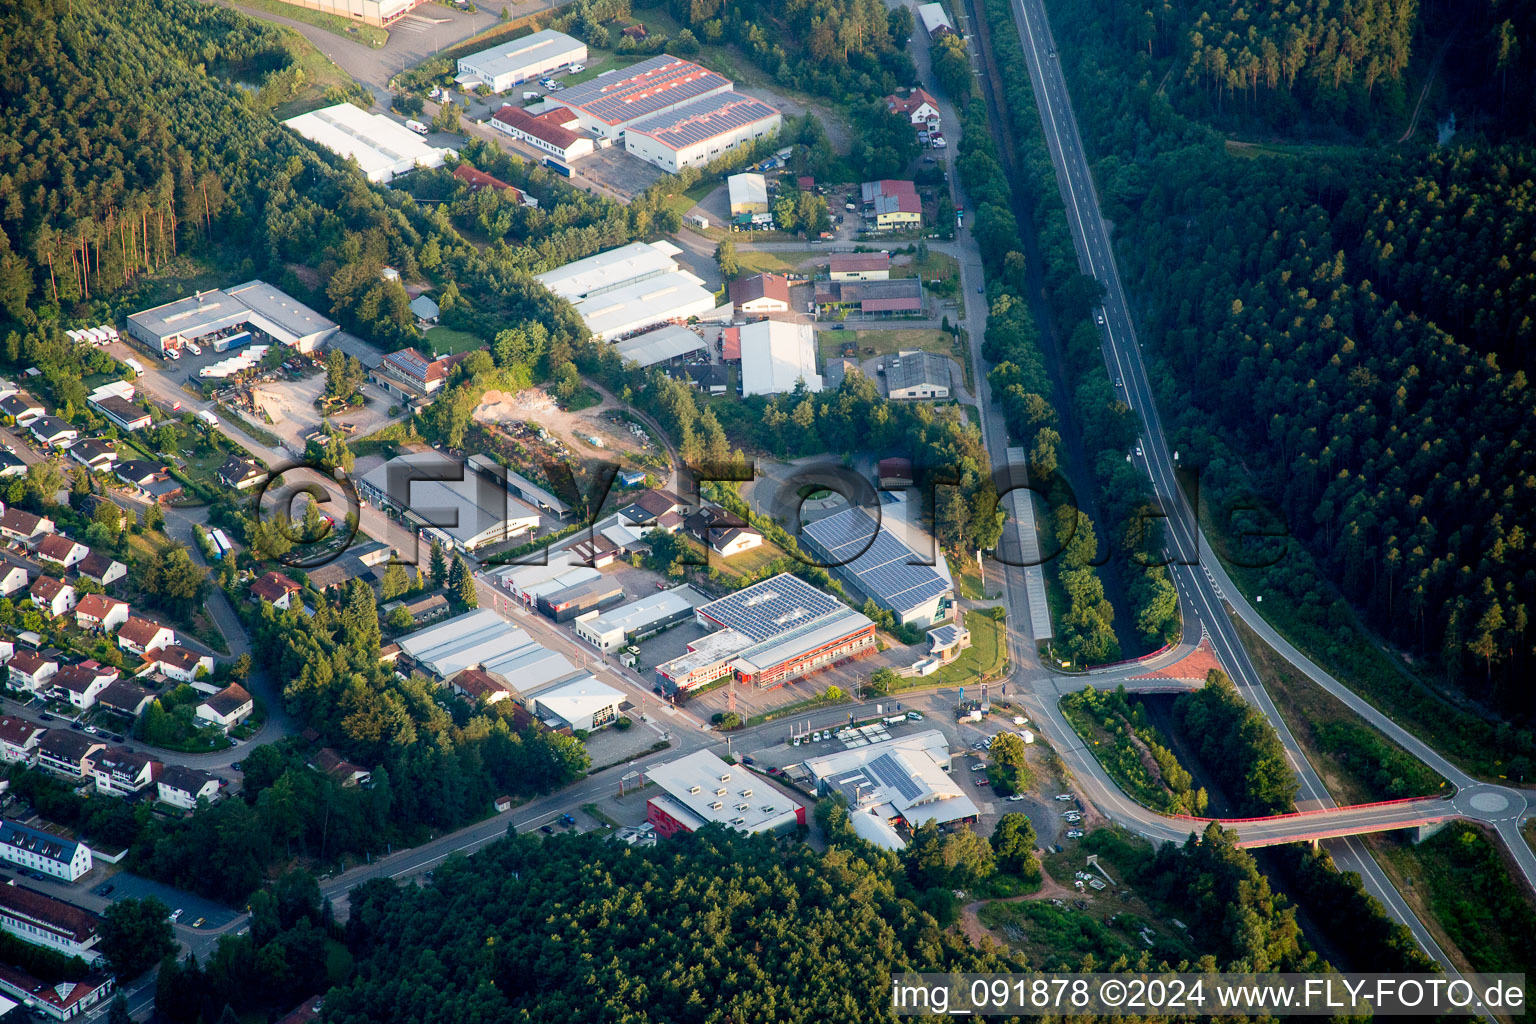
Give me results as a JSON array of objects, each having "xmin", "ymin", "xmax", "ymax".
[
  {"xmin": 974, "ymin": 778, "xmax": 989, "ymax": 787},
  {"xmin": 231, "ymin": 761, "xmax": 243, "ymax": 771},
  {"xmin": 69, "ymin": 723, "xmax": 82, "ymax": 732},
  {"xmin": 1066, "ymin": 830, "xmax": 1085, "ymax": 839},
  {"xmin": 169, "ymin": 909, "xmax": 183, "ymax": 923},
  {"xmin": 1007, "ymin": 794, "xmax": 1027, "ymax": 802},
  {"xmin": 741, "ymin": 756, "xmax": 755, "ymax": 765},
  {"xmin": 191, "ymin": 917, "xmax": 205, "ymax": 928},
  {"xmin": 568, "ymin": 63, "xmax": 586, "ymax": 72},
  {"xmin": 1054, "ymin": 794, "xmax": 1074, "ymax": 801},
  {"xmin": 539, "ymin": 825, "xmax": 554, "ymax": 834},
  {"xmin": 906, "ymin": 711, "xmax": 924, "ymax": 721},
  {"xmin": 38, "ymin": 713, "xmax": 52, "ymax": 721},
  {"xmin": 969, "ymin": 764, "xmax": 987, "ymax": 772}
]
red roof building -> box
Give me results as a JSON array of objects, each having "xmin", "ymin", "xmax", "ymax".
[
  {"xmin": 490, "ymin": 105, "xmax": 594, "ymax": 163},
  {"xmin": 453, "ymin": 164, "xmax": 528, "ymax": 205}
]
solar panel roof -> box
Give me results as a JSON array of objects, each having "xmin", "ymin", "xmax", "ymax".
[
  {"xmin": 698, "ymin": 573, "xmax": 842, "ymax": 641},
  {"xmin": 556, "ymin": 55, "xmax": 730, "ymax": 126},
  {"xmin": 801, "ymin": 507, "xmax": 950, "ymax": 613},
  {"xmin": 627, "ymin": 92, "xmax": 780, "ymax": 151},
  {"xmin": 867, "ymin": 752, "xmax": 923, "ymax": 802}
]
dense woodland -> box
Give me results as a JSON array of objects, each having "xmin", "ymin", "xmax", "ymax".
[{"xmin": 1045, "ymin": 0, "xmax": 1536, "ymax": 763}]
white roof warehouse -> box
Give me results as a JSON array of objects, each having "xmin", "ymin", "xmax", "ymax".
[
  {"xmin": 622, "ymin": 92, "xmax": 782, "ymax": 174},
  {"xmin": 645, "ymin": 750, "xmax": 805, "ymax": 837},
  {"xmin": 534, "ymin": 241, "xmax": 719, "ymax": 342},
  {"xmin": 358, "ymin": 451, "xmax": 541, "ymax": 551},
  {"xmin": 126, "ymin": 280, "xmax": 337, "ymax": 355},
  {"xmin": 283, "ymin": 102, "xmax": 455, "ymax": 184},
  {"xmin": 456, "ymin": 29, "xmax": 587, "ymax": 92}
]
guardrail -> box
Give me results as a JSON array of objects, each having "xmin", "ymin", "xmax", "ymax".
[{"xmin": 1170, "ymin": 794, "xmax": 1454, "ymax": 826}]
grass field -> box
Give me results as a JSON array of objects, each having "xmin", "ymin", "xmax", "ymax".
[
  {"xmin": 736, "ymin": 249, "xmax": 820, "ymax": 275},
  {"xmin": 819, "ymin": 328, "xmax": 952, "ymax": 363},
  {"xmin": 424, "ymin": 325, "xmax": 483, "ymax": 356},
  {"xmin": 893, "ymin": 250, "xmax": 961, "ymax": 283},
  {"xmin": 235, "ymin": 0, "xmax": 388, "ymax": 47},
  {"xmin": 932, "ymin": 610, "xmax": 1005, "ymax": 685}
]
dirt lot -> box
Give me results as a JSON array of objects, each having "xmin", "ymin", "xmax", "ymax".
[
  {"xmin": 246, "ymin": 372, "xmax": 403, "ymax": 449},
  {"xmin": 472, "ymin": 386, "xmax": 662, "ymax": 462}
]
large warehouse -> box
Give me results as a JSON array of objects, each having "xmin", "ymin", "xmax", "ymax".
[
  {"xmin": 655, "ymin": 573, "xmax": 875, "ymax": 694},
  {"xmin": 612, "ymin": 325, "xmax": 708, "ymax": 368},
  {"xmin": 528, "ymin": 675, "xmax": 625, "ymax": 732},
  {"xmin": 802, "ymin": 730, "xmax": 978, "ymax": 846},
  {"xmin": 283, "ymin": 103, "xmax": 454, "ymax": 184},
  {"xmin": 738, "ymin": 320, "xmax": 822, "ymax": 396},
  {"xmin": 727, "ymin": 173, "xmax": 770, "ymax": 221},
  {"xmin": 623, "ymin": 92, "xmax": 782, "ymax": 173},
  {"xmin": 546, "ymin": 54, "xmax": 732, "ymax": 139},
  {"xmin": 265, "ymin": 0, "xmax": 426, "ymax": 27},
  {"xmin": 358, "ymin": 451, "xmax": 541, "ymax": 551},
  {"xmin": 535, "ymin": 241, "xmax": 718, "ymax": 341},
  {"xmin": 126, "ymin": 280, "xmax": 338, "ymax": 355},
  {"xmin": 456, "ymin": 29, "xmax": 587, "ymax": 92},
  {"xmin": 646, "ymin": 750, "xmax": 806, "ymax": 837},
  {"xmin": 800, "ymin": 502, "xmax": 953, "ymax": 626},
  {"xmin": 573, "ymin": 586, "xmax": 699, "ymax": 652}
]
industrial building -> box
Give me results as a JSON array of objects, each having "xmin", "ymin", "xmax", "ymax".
[
  {"xmin": 655, "ymin": 573, "xmax": 875, "ymax": 694},
  {"xmin": 814, "ymin": 277, "xmax": 925, "ymax": 317},
  {"xmin": 861, "ymin": 179, "xmax": 922, "ymax": 230},
  {"xmin": 283, "ymin": 102, "xmax": 455, "ymax": 184},
  {"xmin": 395, "ymin": 608, "xmax": 592, "ymax": 698},
  {"xmin": 802, "ymin": 730, "xmax": 978, "ymax": 847},
  {"xmin": 646, "ymin": 750, "xmax": 806, "ymax": 837},
  {"xmin": 622, "ymin": 92, "xmax": 781, "ymax": 173},
  {"xmin": 738, "ymin": 320, "xmax": 822, "ymax": 396},
  {"xmin": 358, "ymin": 451, "xmax": 541, "ymax": 551},
  {"xmin": 573, "ymin": 587, "xmax": 698, "ymax": 652},
  {"xmin": 730, "ymin": 273, "xmax": 791, "ymax": 315},
  {"xmin": 535, "ymin": 576, "xmax": 625, "ymax": 623},
  {"xmin": 535, "ymin": 241, "xmax": 719, "ymax": 342},
  {"xmin": 490, "ymin": 105, "xmax": 596, "ymax": 165},
  {"xmin": 126, "ymin": 281, "xmax": 338, "ymax": 355},
  {"xmin": 917, "ymin": 1, "xmax": 955, "ymax": 37},
  {"xmin": 727, "ymin": 172, "xmax": 770, "ymax": 224},
  {"xmin": 0, "ymin": 884, "xmax": 102, "ymax": 964},
  {"xmin": 612, "ymin": 325, "xmax": 708, "ymax": 368},
  {"xmin": 263, "ymin": 0, "xmax": 426, "ymax": 27},
  {"xmin": 884, "ymin": 350, "xmax": 952, "ymax": 400},
  {"xmin": 456, "ymin": 29, "xmax": 587, "ymax": 92},
  {"xmin": 828, "ymin": 253, "xmax": 891, "ymax": 281},
  {"xmin": 799, "ymin": 502, "xmax": 953, "ymax": 626},
  {"xmin": 547, "ymin": 54, "xmax": 732, "ymax": 139},
  {"xmin": 528, "ymin": 675, "xmax": 624, "ymax": 732},
  {"xmin": 373, "ymin": 347, "xmax": 472, "ymax": 401}
]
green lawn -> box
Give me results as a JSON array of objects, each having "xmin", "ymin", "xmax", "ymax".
[
  {"xmin": 736, "ymin": 249, "xmax": 820, "ymax": 275},
  {"xmin": 424, "ymin": 325, "xmax": 484, "ymax": 356},
  {"xmin": 234, "ymin": 0, "xmax": 388, "ymax": 47},
  {"xmin": 893, "ymin": 250, "xmax": 961, "ymax": 283},
  {"xmin": 820, "ymin": 328, "xmax": 953, "ymax": 364},
  {"xmin": 933, "ymin": 610, "xmax": 1005, "ymax": 685}
]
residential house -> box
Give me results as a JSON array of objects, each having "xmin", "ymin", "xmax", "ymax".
[
  {"xmin": 0, "ymin": 883, "xmax": 103, "ymax": 964},
  {"xmin": 6, "ymin": 649, "xmax": 57, "ymax": 691},
  {"xmin": 0, "ymin": 555, "xmax": 30, "ymax": 597},
  {"xmin": 217, "ymin": 456, "xmax": 267, "ymax": 491},
  {"xmin": 0, "ymin": 507, "xmax": 54, "ymax": 544},
  {"xmin": 95, "ymin": 680, "xmax": 154, "ymax": 718},
  {"xmin": 196, "ymin": 683, "xmax": 254, "ymax": 732},
  {"xmin": 51, "ymin": 661, "xmax": 118, "ymax": 710},
  {"xmin": 35, "ymin": 535, "xmax": 88, "ymax": 571},
  {"xmin": 827, "ymin": 252, "xmax": 891, "ymax": 281},
  {"xmin": 27, "ymin": 416, "xmax": 78, "ymax": 449},
  {"xmin": 0, "ymin": 450, "xmax": 23, "ymax": 478},
  {"xmin": 74, "ymin": 594, "xmax": 129, "ymax": 633},
  {"xmin": 0, "ymin": 716, "xmax": 45, "ymax": 765},
  {"xmin": 91, "ymin": 747, "xmax": 161, "ymax": 797},
  {"xmin": 383, "ymin": 593, "xmax": 449, "ymax": 627},
  {"xmin": 0, "ymin": 819, "xmax": 92, "ymax": 881},
  {"xmin": 0, "ymin": 394, "xmax": 43, "ymax": 426},
  {"xmin": 372, "ymin": 348, "xmax": 472, "ymax": 401},
  {"xmin": 250, "ymin": 571, "xmax": 302, "ymax": 610},
  {"xmin": 448, "ymin": 668, "xmax": 513, "ymax": 705},
  {"xmin": 566, "ymin": 534, "xmax": 619, "ymax": 568},
  {"xmin": 65, "ymin": 439, "xmax": 118, "ymax": 474},
  {"xmin": 29, "ymin": 576, "xmax": 76, "ymax": 618},
  {"xmin": 308, "ymin": 747, "xmax": 371, "ymax": 787},
  {"xmin": 76, "ymin": 552, "xmax": 127, "ymax": 589},
  {"xmin": 729, "ymin": 273, "xmax": 792, "ymax": 315},
  {"xmin": 860, "ymin": 179, "xmax": 922, "ymax": 230},
  {"xmin": 35, "ymin": 731, "xmax": 106, "ymax": 779},
  {"xmin": 93, "ymin": 393, "xmax": 152, "ymax": 431},
  {"xmin": 616, "ymin": 489, "xmax": 688, "ymax": 528},
  {"xmin": 887, "ymin": 87, "xmax": 941, "ymax": 129},
  {"xmin": 114, "ymin": 460, "xmax": 182, "ymax": 502},
  {"xmin": 116, "ymin": 615, "xmax": 175, "ymax": 656},
  {"xmin": 157, "ymin": 765, "xmax": 221, "ymax": 810},
  {"xmin": 143, "ymin": 645, "xmax": 213, "ymax": 684},
  {"xmin": 686, "ymin": 363, "xmax": 729, "ymax": 395}
]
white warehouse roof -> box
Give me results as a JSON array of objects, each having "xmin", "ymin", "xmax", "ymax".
[
  {"xmin": 727, "ymin": 172, "xmax": 768, "ymax": 213},
  {"xmin": 283, "ymin": 103, "xmax": 455, "ymax": 184},
  {"xmin": 738, "ymin": 320, "xmax": 822, "ymax": 395},
  {"xmin": 646, "ymin": 750, "xmax": 804, "ymax": 834},
  {"xmin": 612, "ymin": 325, "xmax": 707, "ymax": 367},
  {"xmin": 397, "ymin": 609, "xmax": 534, "ymax": 678},
  {"xmin": 534, "ymin": 241, "xmax": 683, "ymax": 301},
  {"xmin": 457, "ymin": 29, "xmax": 586, "ymax": 87},
  {"xmin": 584, "ymin": 588, "xmax": 694, "ymax": 637},
  {"xmin": 574, "ymin": 271, "xmax": 717, "ymax": 342},
  {"xmin": 531, "ymin": 675, "xmax": 624, "ymax": 726}
]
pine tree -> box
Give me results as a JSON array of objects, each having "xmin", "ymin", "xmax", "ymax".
[
  {"xmin": 453, "ymin": 555, "xmax": 478, "ymax": 608},
  {"xmin": 381, "ymin": 561, "xmax": 409, "ymax": 600},
  {"xmin": 429, "ymin": 538, "xmax": 447, "ymax": 587}
]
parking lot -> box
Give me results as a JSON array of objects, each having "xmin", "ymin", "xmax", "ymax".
[
  {"xmin": 572, "ymin": 144, "xmax": 667, "ymax": 198},
  {"xmin": 96, "ymin": 872, "xmax": 239, "ymax": 931}
]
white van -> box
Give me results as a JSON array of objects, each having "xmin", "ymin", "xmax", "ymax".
[{"xmin": 405, "ymin": 119, "xmax": 429, "ymax": 136}]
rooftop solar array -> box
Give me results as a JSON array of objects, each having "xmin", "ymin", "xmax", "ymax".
[
  {"xmin": 627, "ymin": 92, "xmax": 781, "ymax": 151},
  {"xmin": 556, "ymin": 55, "xmax": 731, "ymax": 126},
  {"xmin": 867, "ymin": 752, "xmax": 924, "ymax": 801},
  {"xmin": 801, "ymin": 507, "xmax": 950, "ymax": 615},
  {"xmin": 698, "ymin": 573, "xmax": 842, "ymax": 641}
]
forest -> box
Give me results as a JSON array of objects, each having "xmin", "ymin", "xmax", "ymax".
[{"xmin": 1042, "ymin": 0, "xmax": 1536, "ymax": 767}]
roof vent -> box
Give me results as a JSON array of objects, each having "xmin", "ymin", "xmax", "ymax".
[
  {"xmin": 740, "ymin": 788, "xmax": 752, "ymax": 797},
  {"xmin": 714, "ymin": 787, "xmax": 727, "ymax": 796},
  {"xmin": 688, "ymin": 785, "xmax": 700, "ymax": 794},
  {"xmin": 710, "ymin": 801, "xmax": 723, "ymax": 810}
]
